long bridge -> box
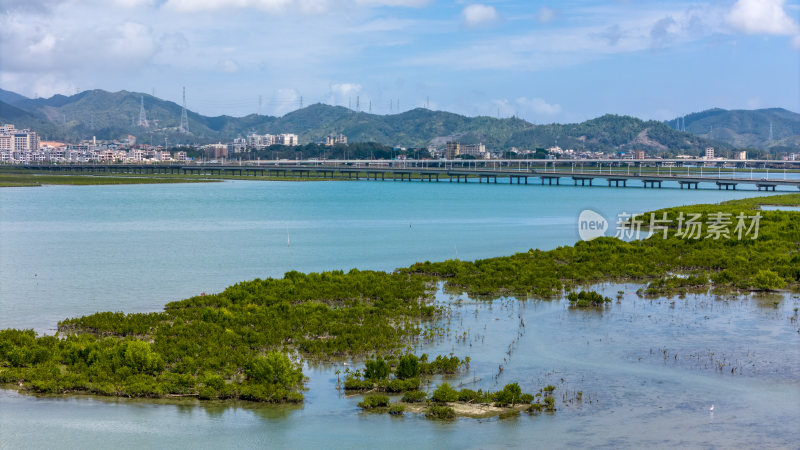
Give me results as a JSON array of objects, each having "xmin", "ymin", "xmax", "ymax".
[{"xmin": 14, "ymin": 159, "xmax": 800, "ymax": 191}]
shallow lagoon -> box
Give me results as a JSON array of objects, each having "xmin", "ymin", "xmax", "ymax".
[
  {"xmin": 2, "ymin": 285, "xmax": 798, "ymax": 449},
  {"xmin": 1, "ymin": 180, "xmax": 798, "ymax": 448},
  {"xmin": 0, "ymin": 179, "xmax": 787, "ymax": 332}
]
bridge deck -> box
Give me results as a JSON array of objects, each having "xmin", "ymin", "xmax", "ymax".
[{"xmin": 14, "ymin": 164, "xmax": 800, "ymax": 190}]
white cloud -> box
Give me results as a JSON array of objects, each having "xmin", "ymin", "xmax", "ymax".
[
  {"xmin": 746, "ymin": 97, "xmax": 762, "ymax": 109},
  {"xmin": 461, "ymin": 4, "xmax": 500, "ymax": 28},
  {"xmin": 270, "ymin": 88, "xmax": 301, "ymax": 115},
  {"xmin": 650, "ymin": 16, "xmax": 677, "ymax": 47},
  {"xmin": 535, "ymin": 6, "xmax": 557, "ymax": 24},
  {"xmin": 331, "ymin": 83, "xmax": 362, "ymax": 96},
  {"xmin": 405, "ymin": 5, "xmax": 731, "ymax": 71},
  {"xmin": 492, "ymin": 97, "xmax": 561, "ymax": 119},
  {"xmin": 165, "ymin": 0, "xmax": 292, "ymax": 13},
  {"xmin": 596, "ymin": 24, "xmax": 624, "ymax": 46},
  {"xmin": 726, "ymin": 0, "xmax": 799, "ymax": 35},
  {"xmin": 164, "ymin": 0, "xmax": 428, "ymax": 13},
  {"xmin": 0, "ymin": 72, "xmax": 76, "ymax": 99},
  {"xmin": 326, "ymin": 83, "xmax": 364, "ymax": 107},
  {"xmin": 110, "ymin": 22, "xmax": 158, "ymax": 61},
  {"xmin": 516, "ymin": 97, "xmax": 561, "ymax": 115},
  {"xmin": 0, "ymin": 13, "xmax": 158, "ymax": 73},
  {"xmin": 112, "ymin": 0, "xmax": 157, "ymax": 7},
  {"xmin": 216, "ymin": 58, "xmax": 240, "ymax": 73},
  {"xmin": 355, "ymin": 0, "xmax": 429, "ymax": 6}
]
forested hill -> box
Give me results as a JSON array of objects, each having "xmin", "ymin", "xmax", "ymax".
[
  {"xmin": 1, "ymin": 87, "xmax": 789, "ymax": 155},
  {"xmin": 669, "ymin": 108, "xmax": 800, "ymax": 151}
]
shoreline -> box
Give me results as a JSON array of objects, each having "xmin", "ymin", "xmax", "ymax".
[{"xmin": 4, "ymin": 167, "xmax": 800, "ymax": 190}]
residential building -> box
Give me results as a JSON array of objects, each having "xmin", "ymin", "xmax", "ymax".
[
  {"xmin": 0, "ymin": 134, "xmax": 11, "ymax": 151},
  {"xmin": 734, "ymin": 150, "xmax": 747, "ymax": 161},
  {"xmin": 231, "ymin": 138, "xmax": 247, "ymax": 153},
  {"xmin": 460, "ymin": 143, "xmax": 489, "ymax": 159},
  {"xmin": 445, "ymin": 141, "xmax": 460, "ymax": 159},
  {"xmin": 704, "ymin": 147, "xmax": 715, "ymax": 159},
  {"xmin": 247, "ymin": 134, "xmax": 274, "ymax": 149},
  {"xmin": 325, "ymin": 133, "xmax": 347, "ymax": 146},
  {"xmin": 276, "ymin": 134, "xmax": 299, "ymax": 146},
  {"xmin": 0, "ymin": 125, "xmax": 39, "ymax": 153},
  {"xmin": 634, "ymin": 149, "xmax": 646, "ymax": 159},
  {"xmin": 204, "ymin": 143, "xmax": 228, "ymax": 159}
]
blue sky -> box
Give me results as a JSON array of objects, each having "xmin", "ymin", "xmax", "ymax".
[{"xmin": 1, "ymin": 0, "xmax": 799, "ymax": 122}]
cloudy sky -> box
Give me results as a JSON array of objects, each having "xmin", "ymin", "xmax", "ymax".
[{"xmin": 1, "ymin": 0, "xmax": 799, "ymax": 122}]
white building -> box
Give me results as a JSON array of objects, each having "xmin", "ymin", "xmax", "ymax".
[
  {"xmin": 276, "ymin": 134, "xmax": 299, "ymax": 146},
  {"xmin": 704, "ymin": 147, "xmax": 715, "ymax": 159},
  {"xmin": 0, "ymin": 124, "xmax": 39, "ymax": 152},
  {"xmin": 459, "ymin": 143, "xmax": 489, "ymax": 159},
  {"xmin": 247, "ymin": 133, "xmax": 274, "ymax": 149}
]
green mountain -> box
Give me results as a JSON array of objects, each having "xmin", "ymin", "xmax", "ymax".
[
  {"xmin": 670, "ymin": 108, "xmax": 800, "ymax": 150},
  {"xmin": 0, "ymin": 88, "xmax": 766, "ymax": 155},
  {"xmin": 0, "ymin": 88, "xmax": 29, "ymax": 106}
]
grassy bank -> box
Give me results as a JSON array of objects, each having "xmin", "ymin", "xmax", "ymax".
[
  {"xmin": 0, "ymin": 171, "xmax": 220, "ymax": 187},
  {"xmin": 0, "ymin": 194, "xmax": 798, "ymax": 403},
  {"xmin": 0, "ymin": 169, "xmax": 367, "ymax": 186},
  {"xmin": 405, "ymin": 194, "xmax": 800, "ymax": 298}
]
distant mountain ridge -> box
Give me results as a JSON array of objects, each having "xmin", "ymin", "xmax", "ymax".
[
  {"xmin": 1, "ymin": 88, "xmax": 796, "ymax": 154},
  {"xmin": 669, "ymin": 107, "xmax": 800, "ymax": 150}
]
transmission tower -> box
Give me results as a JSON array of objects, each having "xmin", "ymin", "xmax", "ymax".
[
  {"xmin": 769, "ymin": 122, "xmax": 773, "ymax": 141},
  {"xmin": 179, "ymin": 87, "xmax": 189, "ymax": 134},
  {"xmin": 138, "ymin": 96, "xmax": 149, "ymax": 127},
  {"xmin": 356, "ymin": 96, "xmax": 360, "ymax": 112}
]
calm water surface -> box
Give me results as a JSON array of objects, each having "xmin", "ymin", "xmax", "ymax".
[
  {"xmin": 0, "ymin": 179, "xmax": 785, "ymax": 331},
  {"xmin": 1, "ymin": 180, "xmax": 798, "ymax": 448}
]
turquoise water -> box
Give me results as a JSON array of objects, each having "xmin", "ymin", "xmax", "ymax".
[
  {"xmin": 1, "ymin": 180, "xmax": 798, "ymax": 449},
  {"xmin": 0, "ymin": 179, "xmax": 782, "ymax": 332}
]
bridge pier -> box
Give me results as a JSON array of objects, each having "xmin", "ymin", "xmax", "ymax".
[
  {"xmin": 607, "ymin": 179, "xmax": 627, "ymax": 187},
  {"xmin": 643, "ymin": 180, "xmax": 663, "ymax": 188},
  {"xmin": 541, "ymin": 176, "xmax": 560, "ymax": 185},
  {"xmin": 679, "ymin": 181, "xmax": 698, "ymax": 189},
  {"xmin": 756, "ymin": 184, "xmax": 777, "ymax": 191},
  {"xmin": 572, "ymin": 177, "xmax": 593, "ymax": 186},
  {"xmin": 716, "ymin": 181, "xmax": 737, "ymax": 190}
]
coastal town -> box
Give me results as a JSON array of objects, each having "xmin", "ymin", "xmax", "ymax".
[{"xmin": 3, "ymin": 122, "xmax": 797, "ymax": 165}]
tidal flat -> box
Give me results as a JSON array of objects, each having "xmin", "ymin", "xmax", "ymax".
[{"xmin": 2, "ymin": 284, "xmax": 798, "ymax": 448}]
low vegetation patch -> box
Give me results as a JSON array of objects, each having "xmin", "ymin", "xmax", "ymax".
[
  {"xmin": 425, "ymin": 405, "xmax": 456, "ymax": 420},
  {"xmin": 0, "ymin": 270, "xmax": 437, "ymax": 402},
  {"xmin": 567, "ymin": 291, "xmax": 611, "ymax": 307},
  {"xmin": 358, "ymin": 394, "xmax": 390, "ymax": 409},
  {"xmin": 404, "ymin": 194, "xmax": 800, "ymax": 297}
]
